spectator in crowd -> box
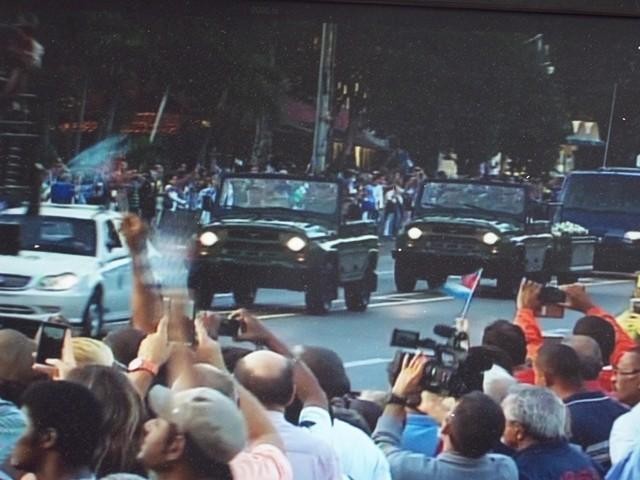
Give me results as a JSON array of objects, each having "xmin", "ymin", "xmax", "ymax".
[
  {"xmin": 234, "ymin": 350, "xmax": 342, "ymax": 480},
  {"xmin": 373, "ymin": 354, "xmax": 518, "ymax": 480},
  {"xmin": 563, "ymin": 335, "xmax": 606, "ymax": 392},
  {"xmin": 71, "ymin": 337, "xmax": 115, "ymax": 367},
  {"xmin": 292, "ymin": 345, "xmax": 392, "ymax": 479},
  {"xmin": 10, "ymin": 381, "xmax": 103, "ymax": 480},
  {"xmin": 515, "ymin": 281, "xmax": 634, "ymax": 391},
  {"xmin": 501, "ymin": 385, "xmax": 601, "ymax": 479},
  {"xmin": 139, "ymin": 386, "xmax": 247, "ymax": 480},
  {"xmin": 534, "ymin": 343, "xmax": 628, "ymax": 470},
  {"xmin": 481, "ymin": 320, "xmax": 525, "ymax": 400},
  {"xmin": 66, "ymin": 365, "xmax": 146, "ymax": 477},
  {"xmin": 0, "ymin": 329, "xmax": 45, "ymax": 477},
  {"xmin": 609, "ymin": 346, "xmax": 640, "ymax": 465},
  {"xmin": 49, "ymin": 173, "xmax": 75, "ymax": 204}
]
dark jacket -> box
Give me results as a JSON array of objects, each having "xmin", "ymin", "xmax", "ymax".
[{"xmin": 515, "ymin": 440, "xmax": 602, "ymax": 480}]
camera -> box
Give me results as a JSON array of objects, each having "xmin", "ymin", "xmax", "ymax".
[{"xmin": 389, "ymin": 325, "xmax": 492, "ymax": 398}]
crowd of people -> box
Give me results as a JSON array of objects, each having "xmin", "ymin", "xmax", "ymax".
[{"xmin": 0, "ymin": 213, "xmax": 638, "ymax": 480}]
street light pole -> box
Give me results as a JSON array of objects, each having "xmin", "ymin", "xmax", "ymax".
[{"xmin": 311, "ymin": 23, "xmax": 337, "ymax": 176}]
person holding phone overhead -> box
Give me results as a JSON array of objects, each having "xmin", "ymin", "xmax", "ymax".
[{"xmin": 514, "ymin": 280, "xmax": 636, "ymax": 391}]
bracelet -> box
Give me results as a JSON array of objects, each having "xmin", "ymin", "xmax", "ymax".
[{"xmin": 388, "ymin": 393, "xmax": 407, "ymax": 406}]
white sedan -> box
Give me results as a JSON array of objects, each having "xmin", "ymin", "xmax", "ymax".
[{"xmin": 0, "ymin": 204, "xmax": 143, "ymax": 337}]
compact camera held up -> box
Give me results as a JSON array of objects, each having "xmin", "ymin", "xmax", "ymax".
[{"xmin": 389, "ymin": 324, "xmax": 492, "ymax": 398}]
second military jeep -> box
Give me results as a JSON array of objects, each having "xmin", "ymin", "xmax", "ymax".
[
  {"xmin": 188, "ymin": 173, "xmax": 379, "ymax": 314},
  {"xmin": 393, "ymin": 179, "xmax": 595, "ymax": 296}
]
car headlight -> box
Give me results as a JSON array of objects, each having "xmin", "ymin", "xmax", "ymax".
[
  {"xmin": 407, "ymin": 227, "xmax": 423, "ymax": 240},
  {"xmin": 199, "ymin": 231, "xmax": 219, "ymax": 247},
  {"xmin": 37, "ymin": 273, "xmax": 79, "ymax": 291},
  {"xmin": 286, "ymin": 236, "xmax": 307, "ymax": 252},
  {"xmin": 482, "ymin": 232, "xmax": 500, "ymax": 245},
  {"xmin": 624, "ymin": 231, "xmax": 640, "ymax": 242}
]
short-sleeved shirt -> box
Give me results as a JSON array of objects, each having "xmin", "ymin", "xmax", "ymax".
[
  {"xmin": 268, "ymin": 409, "xmax": 342, "ymax": 480},
  {"xmin": 230, "ymin": 443, "xmax": 293, "ymax": 480}
]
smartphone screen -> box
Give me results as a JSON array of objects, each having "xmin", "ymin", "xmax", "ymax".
[
  {"xmin": 537, "ymin": 303, "xmax": 565, "ymax": 318},
  {"xmin": 36, "ymin": 323, "xmax": 68, "ymax": 364}
]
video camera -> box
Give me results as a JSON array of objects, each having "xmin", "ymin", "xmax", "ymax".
[{"xmin": 389, "ymin": 324, "xmax": 492, "ymax": 398}]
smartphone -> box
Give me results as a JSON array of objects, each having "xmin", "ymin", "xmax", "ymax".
[
  {"xmin": 536, "ymin": 303, "xmax": 565, "ymax": 318},
  {"xmin": 35, "ymin": 323, "xmax": 68, "ymax": 364},
  {"xmin": 218, "ymin": 318, "xmax": 241, "ymax": 337},
  {"xmin": 539, "ymin": 286, "xmax": 567, "ymax": 304},
  {"xmin": 165, "ymin": 297, "xmax": 195, "ymax": 344}
]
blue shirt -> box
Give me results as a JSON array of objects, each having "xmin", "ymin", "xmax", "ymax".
[
  {"xmin": 515, "ymin": 440, "xmax": 601, "ymax": 480},
  {"xmin": 50, "ymin": 181, "xmax": 75, "ymax": 204},
  {"xmin": 401, "ymin": 413, "xmax": 439, "ymax": 457},
  {"xmin": 0, "ymin": 399, "xmax": 26, "ymax": 465},
  {"xmin": 564, "ymin": 390, "xmax": 628, "ymax": 470}
]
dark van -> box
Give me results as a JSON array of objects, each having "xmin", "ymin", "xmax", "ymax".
[{"xmin": 557, "ymin": 168, "xmax": 640, "ymax": 271}]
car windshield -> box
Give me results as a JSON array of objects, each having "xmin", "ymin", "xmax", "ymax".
[
  {"xmin": 419, "ymin": 182, "xmax": 526, "ymax": 219},
  {"xmin": 217, "ymin": 177, "xmax": 339, "ymax": 217},
  {"xmin": 563, "ymin": 174, "xmax": 640, "ymax": 215},
  {"xmin": 0, "ymin": 215, "xmax": 97, "ymax": 256}
]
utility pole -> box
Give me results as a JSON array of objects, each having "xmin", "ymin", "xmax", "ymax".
[
  {"xmin": 602, "ymin": 82, "xmax": 617, "ymax": 168},
  {"xmin": 311, "ymin": 23, "xmax": 337, "ymax": 176}
]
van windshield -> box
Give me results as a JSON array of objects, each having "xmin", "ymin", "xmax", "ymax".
[{"xmin": 563, "ymin": 174, "xmax": 640, "ymax": 215}]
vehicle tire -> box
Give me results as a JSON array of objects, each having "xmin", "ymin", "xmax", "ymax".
[
  {"xmin": 233, "ymin": 285, "xmax": 257, "ymax": 307},
  {"xmin": 305, "ymin": 286, "xmax": 332, "ymax": 315},
  {"xmin": 395, "ymin": 260, "xmax": 417, "ymax": 293},
  {"xmin": 496, "ymin": 273, "xmax": 520, "ymax": 298},
  {"xmin": 193, "ymin": 284, "xmax": 215, "ymax": 310},
  {"xmin": 344, "ymin": 280, "xmax": 371, "ymax": 312},
  {"xmin": 82, "ymin": 289, "xmax": 104, "ymax": 338},
  {"xmin": 557, "ymin": 274, "xmax": 578, "ymax": 285},
  {"xmin": 426, "ymin": 272, "xmax": 447, "ymax": 290}
]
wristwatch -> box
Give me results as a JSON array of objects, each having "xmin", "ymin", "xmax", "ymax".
[
  {"xmin": 128, "ymin": 358, "xmax": 159, "ymax": 376},
  {"xmin": 388, "ymin": 393, "xmax": 407, "ymax": 406}
]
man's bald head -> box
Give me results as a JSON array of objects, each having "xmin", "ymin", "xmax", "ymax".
[
  {"xmin": 172, "ymin": 364, "xmax": 236, "ymax": 399},
  {"xmin": 234, "ymin": 351, "xmax": 295, "ymax": 408},
  {"xmin": 563, "ymin": 335, "xmax": 603, "ymax": 381}
]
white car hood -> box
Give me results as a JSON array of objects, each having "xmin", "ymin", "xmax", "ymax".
[{"xmin": 0, "ymin": 251, "xmax": 98, "ymax": 279}]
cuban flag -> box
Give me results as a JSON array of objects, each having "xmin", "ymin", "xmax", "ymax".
[{"xmin": 441, "ymin": 269, "xmax": 483, "ymax": 301}]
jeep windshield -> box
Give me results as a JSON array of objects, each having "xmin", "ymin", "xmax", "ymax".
[
  {"xmin": 563, "ymin": 174, "xmax": 640, "ymax": 215},
  {"xmin": 0, "ymin": 215, "xmax": 97, "ymax": 256},
  {"xmin": 418, "ymin": 182, "xmax": 526, "ymax": 222},
  {"xmin": 216, "ymin": 177, "xmax": 339, "ymax": 223}
]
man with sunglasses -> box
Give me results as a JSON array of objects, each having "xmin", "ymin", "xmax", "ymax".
[{"xmin": 610, "ymin": 347, "xmax": 640, "ymax": 464}]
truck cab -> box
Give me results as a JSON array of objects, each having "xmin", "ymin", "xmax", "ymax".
[{"xmin": 557, "ymin": 168, "xmax": 640, "ymax": 271}]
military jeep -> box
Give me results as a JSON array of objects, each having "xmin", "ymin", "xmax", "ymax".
[
  {"xmin": 393, "ymin": 179, "xmax": 595, "ymax": 296},
  {"xmin": 188, "ymin": 173, "xmax": 379, "ymax": 314}
]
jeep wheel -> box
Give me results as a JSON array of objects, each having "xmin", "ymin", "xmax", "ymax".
[
  {"xmin": 395, "ymin": 261, "xmax": 417, "ymax": 293},
  {"xmin": 233, "ymin": 285, "xmax": 257, "ymax": 307},
  {"xmin": 426, "ymin": 273, "xmax": 447, "ymax": 290},
  {"xmin": 305, "ymin": 286, "xmax": 332, "ymax": 315},
  {"xmin": 557, "ymin": 274, "xmax": 578, "ymax": 285},
  {"xmin": 344, "ymin": 281, "xmax": 371, "ymax": 312},
  {"xmin": 82, "ymin": 289, "xmax": 104, "ymax": 338}
]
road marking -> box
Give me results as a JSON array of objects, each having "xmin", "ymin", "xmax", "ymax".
[
  {"xmin": 583, "ymin": 279, "xmax": 632, "ymax": 287},
  {"xmin": 344, "ymin": 358, "xmax": 392, "ymax": 368}
]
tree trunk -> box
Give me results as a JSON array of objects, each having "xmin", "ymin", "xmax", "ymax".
[{"xmin": 250, "ymin": 113, "xmax": 273, "ymax": 167}]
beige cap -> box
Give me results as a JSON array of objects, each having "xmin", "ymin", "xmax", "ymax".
[{"xmin": 148, "ymin": 385, "xmax": 247, "ymax": 463}]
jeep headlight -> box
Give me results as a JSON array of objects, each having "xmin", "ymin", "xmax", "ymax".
[
  {"xmin": 482, "ymin": 232, "xmax": 500, "ymax": 245},
  {"xmin": 286, "ymin": 236, "xmax": 307, "ymax": 252},
  {"xmin": 199, "ymin": 231, "xmax": 219, "ymax": 247},
  {"xmin": 37, "ymin": 273, "xmax": 79, "ymax": 291},
  {"xmin": 407, "ymin": 227, "xmax": 423, "ymax": 240},
  {"xmin": 624, "ymin": 231, "xmax": 640, "ymax": 242}
]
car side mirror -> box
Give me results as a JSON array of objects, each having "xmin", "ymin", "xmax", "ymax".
[{"xmin": 106, "ymin": 240, "xmax": 120, "ymax": 252}]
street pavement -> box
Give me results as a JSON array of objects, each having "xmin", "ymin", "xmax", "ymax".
[{"xmin": 151, "ymin": 236, "xmax": 636, "ymax": 391}]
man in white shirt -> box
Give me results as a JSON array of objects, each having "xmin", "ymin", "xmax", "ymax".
[
  {"xmin": 233, "ymin": 313, "xmax": 342, "ymax": 480},
  {"xmin": 610, "ymin": 347, "xmax": 640, "ymax": 464}
]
